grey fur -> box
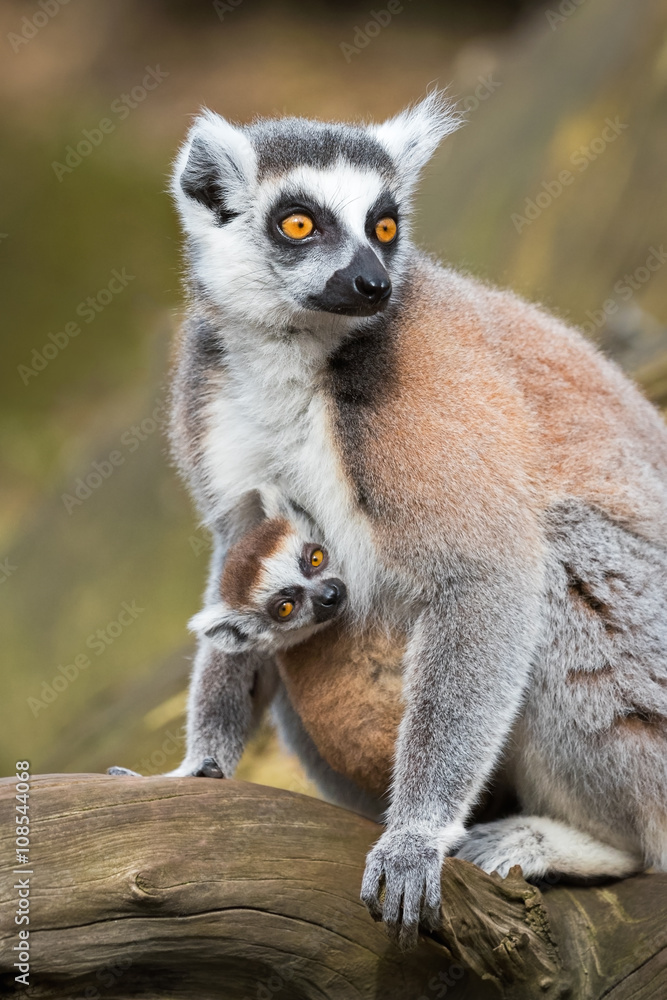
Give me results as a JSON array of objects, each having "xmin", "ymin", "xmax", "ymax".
[
  {"xmin": 145, "ymin": 94, "xmax": 667, "ymax": 949},
  {"xmin": 246, "ymin": 117, "xmax": 396, "ymax": 180}
]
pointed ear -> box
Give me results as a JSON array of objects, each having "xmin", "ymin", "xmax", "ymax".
[
  {"xmin": 257, "ymin": 484, "xmax": 289, "ymax": 521},
  {"xmin": 171, "ymin": 109, "xmax": 257, "ymax": 225},
  {"xmin": 373, "ymin": 90, "xmax": 462, "ymax": 195},
  {"xmin": 188, "ymin": 604, "xmax": 252, "ymax": 653}
]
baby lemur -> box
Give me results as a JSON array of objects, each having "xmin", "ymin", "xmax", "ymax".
[
  {"xmin": 109, "ymin": 494, "xmax": 347, "ymax": 779},
  {"xmin": 188, "ymin": 500, "xmax": 347, "ymax": 655},
  {"xmin": 110, "ymin": 91, "xmax": 667, "ymax": 948}
]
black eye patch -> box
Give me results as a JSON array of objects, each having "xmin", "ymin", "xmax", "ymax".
[
  {"xmin": 365, "ymin": 191, "xmax": 400, "ymax": 248},
  {"xmin": 267, "ymin": 586, "xmax": 304, "ymax": 622},
  {"xmin": 267, "ymin": 192, "xmax": 340, "ymax": 256},
  {"xmin": 299, "ymin": 544, "xmax": 329, "ymax": 577}
]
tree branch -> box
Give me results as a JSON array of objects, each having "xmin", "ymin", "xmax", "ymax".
[{"xmin": 0, "ymin": 776, "xmax": 665, "ymax": 999}]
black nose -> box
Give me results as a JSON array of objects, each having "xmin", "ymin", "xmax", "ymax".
[
  {"xmin": 306, "ymin": 246, "xmax": 392, "ymax": 316},
  {"xmin": 312, "ymin": 579, "xmax": 347, "ymax": 622},
  {"xmin": 354, "ymin": 273, "xmax": 392, "ymax": 305}
]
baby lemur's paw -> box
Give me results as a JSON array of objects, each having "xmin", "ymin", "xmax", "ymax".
[
  {"xmin": 107, "ymin": 766, "xmax": 142, "ymax": 777},
  {"xmin": 191, "ymin": 756, "xmax": 225, "ymax": 779}
]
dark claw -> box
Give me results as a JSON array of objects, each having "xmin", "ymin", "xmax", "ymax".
[
  {"xmin": 107, "ymin": 766, "xmax": 142, "ymax": 777},
  {"xmin": 192, "ymin": 756, "xmax": 225, "ymax": 779}
]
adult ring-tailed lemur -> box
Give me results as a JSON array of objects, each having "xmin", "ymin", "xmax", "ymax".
[{"xmin": 111, "ymin": 92, "xmax": 667, "ymax": 949}]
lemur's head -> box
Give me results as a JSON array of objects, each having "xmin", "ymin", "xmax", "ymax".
[
  {"xmin": 189, "ymin": 512, "xmax": 347, "ymax": 654},
  {"xmin": 171, "ymin": 91, "xmax": 461, "ymax": 334}
]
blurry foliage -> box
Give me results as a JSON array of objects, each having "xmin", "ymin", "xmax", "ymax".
[{"xmin": 1, "ymin": 0, "xmax": 665, "ymax": 786}]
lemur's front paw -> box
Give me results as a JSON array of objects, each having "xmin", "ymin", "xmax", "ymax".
[
  {"xmin": 191, "ymin": 756, "xmax": 225, "ymax": 779},
  {"xmin": 107, "ymin": 766, "xmax": 142, "ymax": 777},
  {"xmin": 361, "ymin": 827, "xmax": 445, "ymax": 950}
]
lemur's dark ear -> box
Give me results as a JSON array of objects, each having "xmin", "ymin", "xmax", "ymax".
[
  {"xmin": 188, "ymin": 605, "xmax": 251, "ymax": 653},
  {"xmin": 373, "ymin": 90, "xmax": 462, "ymax": 196},
  {"xmin": 172, "ymin": 109, "xmax": 256, "ymax": 225}
]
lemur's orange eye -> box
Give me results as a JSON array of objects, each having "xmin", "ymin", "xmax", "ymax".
[
  {"xmin": 277, "ymin": 601, "xmax": 294, "ymax": 618},
  {"xmin": 310, "ymin": 549, "xmax": 324, "ymax": 568},
  {"xmin": 375, "ymin": 217, "xmax": 397, "ymax": 243},
  {"xmin": 280, "ymin": 214, "xmax": 314, "ymax": 240}
]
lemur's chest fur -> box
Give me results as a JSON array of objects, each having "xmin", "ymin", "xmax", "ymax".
[{"xmin": 199, "ymin": 323, "xmax": 385, "ymax": 614}]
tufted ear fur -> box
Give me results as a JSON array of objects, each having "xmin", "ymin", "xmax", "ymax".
[
  {"xmin": 188, "ymin": 603, "xmax": 253, "ymax": 653},
  {"xmin": 171, "ymin": 109, "xmax": 257, "ymax": 226},
  {"xmin": 257, "ymin": 483, "xmax": 293, "ymax": 521},
  {"xmin": 373, "ymin": 90, "xmax": 462, "ymax": 197}
]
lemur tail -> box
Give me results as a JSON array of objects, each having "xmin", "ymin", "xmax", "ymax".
[{"xmin": 455, "ymin": 815, "xmax": 644, "ymax": 881}]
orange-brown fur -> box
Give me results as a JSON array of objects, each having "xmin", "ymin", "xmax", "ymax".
[
  {"xmin": 220, "ymin": 516, "xmax": 290, "ymax": 607},
  {"xmin": 330, "ymin": 263, "xmax": 667, "ymax": 572},
  {"xmin": 278, "ymin": 624, "xmax": 405, "ymax": 800}
]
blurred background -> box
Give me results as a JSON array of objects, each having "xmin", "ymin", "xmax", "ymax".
[{"xmin": 1, "ymin": 0, "xmax": 666, "ymax": 789}]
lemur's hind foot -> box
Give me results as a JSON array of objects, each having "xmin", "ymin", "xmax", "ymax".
[{"xmin": 456, "ymin": 815, "xmax": 644, "ymax": 881}]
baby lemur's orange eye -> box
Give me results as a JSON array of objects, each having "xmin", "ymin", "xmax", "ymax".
[
  {"xmin": 375, "ymin": 217, "xmax": 397, "ymax": 244},
  {"xmin": 280, "ymin": 214, "xmax": 314, "ymax": 240},
  {"xmin": 277, "ymin": 601, "xmax": 294, "ymax": 618},
  {"xmin": 310, "ymin": 549, "xmax": 324, "ymax": 568}
]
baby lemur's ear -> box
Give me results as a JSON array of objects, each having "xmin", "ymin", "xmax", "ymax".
[
  {"xmin": 188, "ymin": 604, "xmax": 252, "ymax": 654},
  {"xmin": 257, "ymin": 483, "xmax": 290, "ymax": 521},
  {"xmin": 172, "ymin": 109, "xmax": 257, "ymax": 225},
  {"xmin": 373, "ymin": 89, "xmax": 462, "ymax": 197}
]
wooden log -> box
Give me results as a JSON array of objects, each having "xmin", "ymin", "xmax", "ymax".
[{"xmin": 1, "ymin": 775, "xmax": 665, "ymax": 999}]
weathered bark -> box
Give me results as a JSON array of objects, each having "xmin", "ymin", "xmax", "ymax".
[{"xmin": 1, "ymin": 775, "xmax": 665, "ymax": 999}]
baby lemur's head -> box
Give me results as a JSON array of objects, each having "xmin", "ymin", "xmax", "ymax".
[
  {"xmin": 170, "ymin": 91, "xmax": 461, "ymax": 336},
  {"xmin": 189, "ymin": 513, "xmax": 347, "ymax": 654}
]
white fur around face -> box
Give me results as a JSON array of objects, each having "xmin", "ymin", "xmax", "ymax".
[
  {"xmin": 171, "ymin": 91, "xmax": 461, "ymax": 335},
  {"xmin": 175, "ymin": 159, "xmax": 410, "ymax": 335}
]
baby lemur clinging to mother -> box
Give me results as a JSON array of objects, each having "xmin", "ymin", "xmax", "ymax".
[
  {"xmin": 110, "ymin": 491, "xmax": 349, "ymax": 779},
  {"xmin": 110, "ymin": 91, "xmax": 667, "ymax": 949},
  {"xmin": 188, "ymin": 492, "xmax": 347, "ymax": 655}
]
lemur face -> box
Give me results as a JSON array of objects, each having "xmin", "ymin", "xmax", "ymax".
[
  {"xmin": 188, "ymin": 516, "xmax": 347, "ymax": 654},
  {"xmin": 171, "ymin": 93, "xmax": 460, "ymax": 333}
]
